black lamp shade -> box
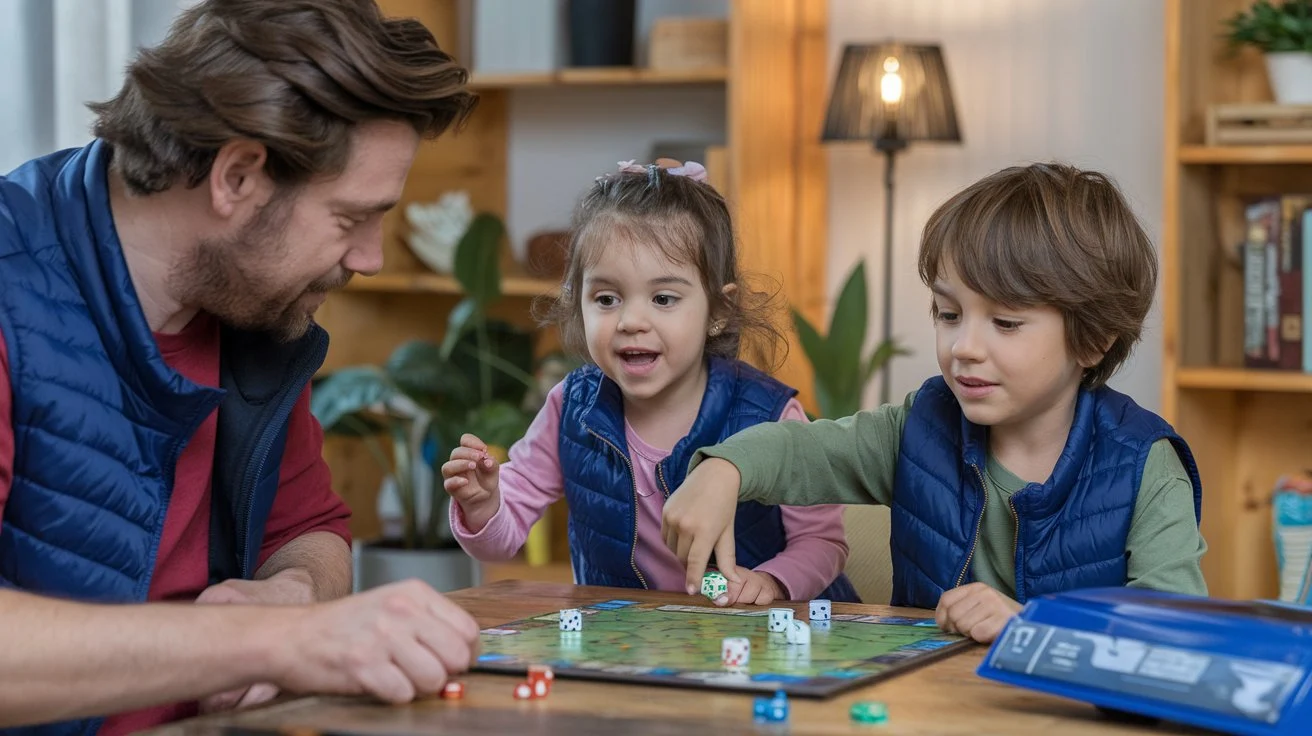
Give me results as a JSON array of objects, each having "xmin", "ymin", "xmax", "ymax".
[{"xmin": 822, "ymin": 43, "xmax": 961, "ymax": 144}]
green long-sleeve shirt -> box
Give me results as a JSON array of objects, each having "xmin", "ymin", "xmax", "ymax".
[{"xmin": 693, "ymin": 392, "xmax": 1208, "ymax": 599}]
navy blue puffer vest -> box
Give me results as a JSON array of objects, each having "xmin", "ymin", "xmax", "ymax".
[
  {"xmin": 0, "ymin": 141, "xmax": 328, "ymax": 736},
  {"xmin": 890, "ymin": 376, "xmax": 1201, "ymax": 609},
  {"xmin": 558, "ymin": 357, "xmax": 858, "ymax": 602}
]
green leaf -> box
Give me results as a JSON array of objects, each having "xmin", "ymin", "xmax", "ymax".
[
  {"xmin": 309, "ymin": 366, "xmax": 394, "ymax": 433},
  {"xmin": 825, "ymin": 261, "xmax": 869, "ymax": 404},
  {"xmin": 439, "ymin": 297, "xmax": 479, "ymax": 360},
  {"xmin": 861, "ymin": 339, "xmax": 912, "ymax": 385},
  {"xmin": 453, "ymin": 213, "xmax": 505, "ymax": 306},
  {"xmin": 790, "ymin": 308, "xmax": 831, "ymax": 375},
  {"xmin": 462, "ymin": 401, "xmax": 533, "ymax": 449}
]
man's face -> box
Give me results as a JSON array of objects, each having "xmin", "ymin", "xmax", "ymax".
[{"xmin": 177, "ymin": 119, "xmax": 419, "ymax": 341}]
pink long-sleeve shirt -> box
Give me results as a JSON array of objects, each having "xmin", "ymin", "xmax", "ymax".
[{"xmin": 451, "ymin": 382, "xmax": 849, "ymax": 600}]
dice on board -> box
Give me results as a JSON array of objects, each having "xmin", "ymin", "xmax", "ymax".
[
  {"xmin": 767, "ymin": 607, "xmax": 794, "ymax": 633},
  {"xmin": 809, "ymin": 598, "xmax": 831, "ymax": 621},
  {"xmin": 785, "ymin": 619, "xmax": 811, "ymax": 646},
  {"xmin": 721, "ymin": 636, "xmax": 751, "ymax": 667},
  {"xmin": 701, "ymin": 570, "xmax": 729, "ymax": 600},
  {"xmin": 559, "ymin": 608, "xmax": 583, "ymax": 631}
]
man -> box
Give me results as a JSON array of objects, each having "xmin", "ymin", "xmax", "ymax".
[{"xmin": 0, "ymin": 1, "xmax": 482, "ymax": 733}]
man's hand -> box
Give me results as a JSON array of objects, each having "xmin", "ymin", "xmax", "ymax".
[
  {"xmin": 195, "ymin": 568, "xmax": 316, "ymax": 712},
  {"xmin": 716, "ymin": 568, "xmax": 784, "ymax": 607},
  {"xmin": 934, "ymin": 582, "xmax": 1022, "ymax": 644},
  {"xmin": 661, "ymin": 458, "xmax": 744, "ymax": 595},
  {"xmin": 263, "ymin": 579, "xmax": 481, "ymax": 704}
]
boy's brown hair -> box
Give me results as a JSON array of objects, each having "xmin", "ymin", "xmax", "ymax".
[
  {"xmin": 90, "ymin": 0, "xmax": 477, "ymax": 196},
  {"xmin": 917, "ymin": 162, "xmax": 1156, "ymax": 388},
  {"xmin": 536, "ymin": 164, "xmax": 787, "ymax": 371}
]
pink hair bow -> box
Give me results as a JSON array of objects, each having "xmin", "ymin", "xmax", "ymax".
[{"xmin": 614, "ymin": 159, "xmax": 709, "ymax": 183}]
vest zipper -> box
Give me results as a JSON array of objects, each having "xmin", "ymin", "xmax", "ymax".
[
  {"xmin": 1008, "ymin": 495, "xmax": 1021, "ymax": 601},
  {"xmin": 954, "ymin": 463, "xmax": 988, "ymax": 587},
  {"xmin": 656, "ymin": 463, "xmax": 672, "ymax": 497},
  {"xmin": 586, "ymin": 428, "xmax": 649, "ymax": 589}
]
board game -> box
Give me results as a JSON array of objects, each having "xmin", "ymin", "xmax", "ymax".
[{"xmin": 473, "ymin": 599, "xmax": 972, "ymax": 697}]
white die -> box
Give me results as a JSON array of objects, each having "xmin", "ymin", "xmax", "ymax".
[
  {"xmin": 721, "ymin": 636, "xmax": 751, "ymax": 667},
  {"xmin": 767, "ymin": 608, "xmax": 794, "ymax": 632},
  {"xmin": 559, "ymin": 608, "xmax": 583, "ymax": 631},
  {"xmin": 785, "ymin": 620, "xmax": 811, "ymax": 645},
  {"xmin": 809, "ymin": 599, "xmax": 831, "ymax": 621}
]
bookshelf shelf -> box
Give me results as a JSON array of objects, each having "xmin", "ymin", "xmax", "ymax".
[
  {"xmin": 471, "ymin": 67, "xmax": 728, "ymax": 89},
  {"xmin": 1175, "ymin": 367, "xmax": 1312, "ymax": 392},
  {"xmin": 342, "ymin": 272, "xmax": 560, "ymax": 298},
  {"xmin": 1178, "ymin": 145, "xmax": 1312, "ymax": 164}
]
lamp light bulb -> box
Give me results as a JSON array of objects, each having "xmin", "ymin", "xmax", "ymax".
[{"xmin": 880, "ymin": 56, "xmax": 903, "ymax": 104}]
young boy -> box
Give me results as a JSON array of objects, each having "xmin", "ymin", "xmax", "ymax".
[{"xmin": 660, "ymin": 162, "xmax": 1208, "ymax": 644}]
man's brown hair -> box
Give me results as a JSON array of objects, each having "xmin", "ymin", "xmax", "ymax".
[
  {"xmin": 917, "ymin": 162, "xmax": 1157, "ymax": 388},
  {"xmin": 90, "ymin": 0, "xmax": 477, "ymax": 195}
]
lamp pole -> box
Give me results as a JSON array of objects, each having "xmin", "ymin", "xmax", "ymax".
[{"xmin": 874, "ymin": 136, "xmax": 905, "ymax": 407}]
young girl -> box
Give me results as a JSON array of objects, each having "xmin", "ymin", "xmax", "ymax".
[
  {"xmin": 441, "ymin": 159, "xmax": 858, "ymax": 605},
  {"xmin": 660, "ymin": 162, "xmax": 1207, "ymax": 641}
]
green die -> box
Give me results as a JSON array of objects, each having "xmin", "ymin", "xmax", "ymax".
[
  {"xmin": 849, "ymin": 701, "xmax": 888, "ymax": 724},
  {"xmin": 701, "ymin": 571, "xmax": 729, "ymax": 599}
]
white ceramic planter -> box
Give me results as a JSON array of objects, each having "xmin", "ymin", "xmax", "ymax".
[{"xmin": 1266, "ymin": 52, "xmax": 1312, "ymax": 104}]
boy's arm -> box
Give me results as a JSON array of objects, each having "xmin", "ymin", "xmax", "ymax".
[
  {"xmin": 1125, "ymin": 439, "xmax": 1208, "ymax": 595},
  {"xmin": 749, "ymin": 399, "xmax": 848, "ymax": 600},
  {"xmin": 450, "ymin": 383, "xmax": 567, "ymax": 561},
  {"xmin": 690, "ymin": 393, "xmax": 913, "ymax": 507}
]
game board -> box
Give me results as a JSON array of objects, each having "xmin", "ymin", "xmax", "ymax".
[{"xmin": 474, "ymin": 599, "xmax": 972, "ymax": 697}]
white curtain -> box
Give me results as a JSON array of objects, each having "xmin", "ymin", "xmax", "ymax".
[{"xmin": 0, "ymin": 0, "xmax": 193, "ymax": 173}]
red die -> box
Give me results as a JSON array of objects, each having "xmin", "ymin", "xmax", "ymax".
[
  {"xmin": 440, "ymin": 681, "xmax": 464, "ymax": 699},
  {"xmin": 527, "ymin": 665, "xmax": 554, "ymax": 697},
  {"xmin": 513, "ymin": 682, "xmax": 533, "ymax": 699}
]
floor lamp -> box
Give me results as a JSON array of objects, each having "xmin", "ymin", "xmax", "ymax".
[{"xmin": 822, "ymin": 43, "xmax": 962, "ymax": 405}]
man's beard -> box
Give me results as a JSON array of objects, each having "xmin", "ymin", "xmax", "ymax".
[{"xmin": 174, "ymin": 191, "xmax": 351, "ymax": 342}]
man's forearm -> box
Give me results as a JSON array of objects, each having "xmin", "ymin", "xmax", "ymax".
[
  {"xmin": 257, "ymin": 531, "xmax": 352, "ymax": 601},
  {"xmin": 0, "ymin": 589, "xmax": 279, "ymax": 727}
]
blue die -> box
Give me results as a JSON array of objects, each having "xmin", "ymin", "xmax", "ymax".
[{"xmin": 752, "ymin": 691, "xmax": 789, "ymax": 723}]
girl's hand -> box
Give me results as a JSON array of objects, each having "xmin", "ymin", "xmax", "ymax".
[
  {"xmin": 716, "ymin": 567, "xmax": 784, "ymax": 607},
  {"xmin": 440, "ymin": 434, "xmax": 502, "ymax": 533},
  {"xmin": 934, "ymin": 582, "xmax": 1022, "ymax": 644}
]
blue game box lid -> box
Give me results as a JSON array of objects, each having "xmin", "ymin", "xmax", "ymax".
[{"xmin": 976, "ymin": 587, "xmax": 1311, "ymax": 735}]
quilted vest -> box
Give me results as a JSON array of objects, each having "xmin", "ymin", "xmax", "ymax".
[
  {"xmin": 890, "ymin": 376, "xmax": 1201, "ymax": 609},
  {"xmin": 0, "ymin": 141, "xmax": 328, "ymax": 736},
  {"xmin": 558, "ymin": 357, "xmax": 858, "ymax": 602}
]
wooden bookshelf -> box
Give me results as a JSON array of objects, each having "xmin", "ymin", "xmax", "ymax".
[
  {"xmin": 344, "ymin": 272, "xmax": 560, "ymax": 298},
  {"xmin": 471, "ymin": 67, "xmax": 728, "ymax": 89},
  {"xmin": 1162, "ymin": 0, "xmax": 1312, "ymax": 601}
]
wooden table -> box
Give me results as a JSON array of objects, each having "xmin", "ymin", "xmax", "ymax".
[{"xmin": 154, "ymin": 580, "xmax": 1202, "ymax": 735}]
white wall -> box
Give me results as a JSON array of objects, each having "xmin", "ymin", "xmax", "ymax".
[{"xmin": 827, "ymin": 0, "xmax": 1165, "ymax": 410}]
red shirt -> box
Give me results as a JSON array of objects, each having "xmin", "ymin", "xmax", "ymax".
[{"xmin": 0, "ymin": 313, "xmax": 352, "ymax": 733}]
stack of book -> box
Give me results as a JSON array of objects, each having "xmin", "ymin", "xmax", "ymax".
[{"xmin": 1243, "ymin": 196, "xmax": 1312, "ymax": 371}]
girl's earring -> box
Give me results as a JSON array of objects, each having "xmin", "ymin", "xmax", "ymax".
[{"xmin": 708, "ymin": 322, "xmax": 724, "ymax": 337}]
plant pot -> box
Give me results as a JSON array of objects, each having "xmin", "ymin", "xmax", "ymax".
[
  {"xmin": 1266, "ymin": 52, "xmax": 1312, "ymax": 104},
  {"xmin": 567, "ymin": 0, "xmax": 636, "ymax": 67},
  {"xmin": 354, "ymin": 539, "xmax": 481, "ymax": 593}
]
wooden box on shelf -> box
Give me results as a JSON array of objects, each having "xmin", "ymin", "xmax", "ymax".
[{"xmin": 648, "ymin": 17, "xmax": 728, "ymax": 71}]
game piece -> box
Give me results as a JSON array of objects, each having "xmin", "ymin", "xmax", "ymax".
[
  {"xmin": 439, "ymin": 681, "xmax": 464, "ymax": 699},
  {"xmin": 721, "ymin": 636, "xmax": 751, "ymax": 667},
  {"xmin": 809, "ymin": 599, "xmax": 831, "ymax": 621},
  {"xmin": 513, "ymin": 682, "xmax": 533, "ymax": 699},
  {"xmin": 850, "ymin": 701, "xmax": 888, "ymax": 724},
  {"xmin": 767, "ymin": 607, "xmax": 794, "ymax": 632},
  {"xmin": 752, "ymin": 694, "xmax": 789, "ymax": 723},
  {"xmin": 785, "ymin": 619, "xmax": 811, "ymax": 646},
  {"xmin": 559, "ymin": 608, "xmax": 583, "ymax": 631},
  {"xmin": 701, "ymin": 570, "xmax": 729, "ymax": 600},
  {"xmin": 527, "ymin": 664, "xmax": 554, "ymax": 697}
]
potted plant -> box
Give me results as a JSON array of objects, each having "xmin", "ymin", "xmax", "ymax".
[
  {"xmin": 1226, "ymin": 0, "xmax": 1312, "ymax": 103},
  {"xmin": 790, "ymin": 260, "xmax": 909, "ymax": 419},
  {"xmin": 312, "ymin": 211, "xmax": 539, "ymax": 591}
]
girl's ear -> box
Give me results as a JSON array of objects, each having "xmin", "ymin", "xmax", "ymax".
[{"xmin": 709, "ymin": 283, "xmax": 739, "ymax": 336}]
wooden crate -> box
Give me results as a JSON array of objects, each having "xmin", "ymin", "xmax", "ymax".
[
  {"xmin": 648, "ymin": 17, "xmax": 728, "ymax": 70},
  {"xmin": 1207, "ymin": 103, "xmax": 1312, "ymax": 145}
]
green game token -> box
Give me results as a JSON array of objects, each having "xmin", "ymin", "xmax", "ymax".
[{"xmin": 850, "ymin": 701, "xmax": 888, "ymax": 724}]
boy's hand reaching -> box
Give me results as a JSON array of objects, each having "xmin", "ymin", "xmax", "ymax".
[
  {"xmin": 714, "ymin": 567, "xmax": 783, "ymax": 607},
  {"xmin": 440, "ymin": 434, "xmax": 502, "ymax": 533},
  {"xmin": 935, "ymin": 582, "xmax": 1022, "ymax": 644},
  {"xmin": 661, "ymin": 458, "xmax": 744, "ymax": 595}
]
